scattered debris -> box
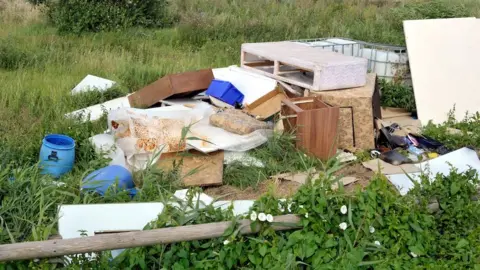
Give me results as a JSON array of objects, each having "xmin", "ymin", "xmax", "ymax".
[
  {"xmin": 387, "ymin": 147, "xmax": 480, "ymax": 195},
  {"xmin": 88, "ymin": 134, "xmax": 126, "ymax": 168},
  {"xmin": 294, "ymin": 37, "xmax": 410, "ymax": 84},
  {"xmin": 58, "ymin": 203, "xmax": 165, "ymax": 258},
  {"xmin": 128, "ymin": 69, "xmax": 214, "ymax": 108},
  {"xmin": 309, "ymin": 73, "xmax": 381, "ymax": 151},
  {"xmin": 281, "ymin": 97, "xmax": 340, "ymax": 160},
  {"xmin": 82, "ymin": 165, "xmax": 136, "ymax": 196},
  {"xmin": 244, "ymin": 87, "xmax": 287, "ymax": 120},
  {"xmin": 362, "ymin": 159, "xmax": 420, "ymax": 175},
  {"xmin": 65, "ymin": 96, "xmax": 131, "ymax": 122},
  {"xmin": 271, "ymin": 170, "xmax": 358, "ymax": 189},
  {"xmin": 71, "ymin": 74, "xmax": 116, "ymax": 95},
  {"xmin": 212, "ymin": 66, "xmax": 278, "ymax": 106},
  {"xmin": 223, "ymin": 151, "xmax": 265, "ymax": 167},
  {"xmin": 337, "ymin": 150, "xmax": 357, "ymax": 163},
  {"xmin": 209, "ymin": 109, "xmax": 272, "ymax": 135},
  {"xmin": 241, "ymin": 41, "xmax": 368, "ymax": 91},
  {"xmin": 206, "ymin": 79, "xmax": 244, "ymax": 107}
]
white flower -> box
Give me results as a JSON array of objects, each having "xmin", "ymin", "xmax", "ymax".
[
  {"xmin": 339, "ymin": 222, "xmax": 348, "ymax": 230},
  {"xmin": 299, "ymin": 205, "xmax": 304, "ymax": 209},
  {"xmin": 250, "ymin": 211, "xmax": 257, "ymax": 221},
  {"xmin": 223, "ymin": 240, "xmax": 230, "ymax": 245},
  {"xmin": 305, "ymin": 212, "xmax": 309, "ymax": 218},
  {"xmin": 340, "ymin": 205, "xmax": 347, "ymax": 215},
  {"xmin": 369, "ymin": 226, "xmax": 375, "ymax": 233},
  {"xmin": 287, "ymin": 203, "xmax": 292, "ymax": 212},
  {"xmin": 374, "ymin": 241, "xmax": 381, "ymax": 246},
  {"xmin": 410, "ymin": 252, "xmax": 418, "ymax": 258},
  {"xmin": 258, "ymin": 213, "xmax": 267, "ymax": 221},
  {"xmin": 266, "ymin": 214, "xmax": 274, "ymax": 223}
]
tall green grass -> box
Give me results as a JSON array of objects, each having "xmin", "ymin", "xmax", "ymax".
[{"xmin": 1, "ymin": 1, "xmax": 480, "ymax": 266}]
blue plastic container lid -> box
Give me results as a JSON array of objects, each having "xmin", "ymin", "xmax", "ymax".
[{"xmin": 43, "ymin": 134, "xmax": 75, "ymax": 150}]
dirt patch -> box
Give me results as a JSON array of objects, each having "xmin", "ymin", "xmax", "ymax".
[
  {"xmin": 336, "ymin": 162, "xmax": 375, "ymax": 193},
  {"xmin": 204, "ymin": 179, "xmax": 301, "ymax": 200},
  {"xmin": 205, "ymin": 162, "xmax": 376, "ymax": 200}
]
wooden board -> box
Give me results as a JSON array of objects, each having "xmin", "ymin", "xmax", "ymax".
[
  {"xmin": 157, "ymin": 150, "xmax": 224, "ymax": 187},
  {"xmin": 381, "ymin": 107, "xmax": 411, "ymax": 119},
  {"xmin": 281, "ymin": 97, "xmax": 340, "ymax": 160},
  {"xmin": 244, "ymin": 88, "xmax": 287, "ymax": 119},
  {"xmin": 404, "ymin": 18, "xmax": 480, "ymax": 124},
  {"xmin": 128, "ymin": 69, "xmax": 214, "ymax": 108}
]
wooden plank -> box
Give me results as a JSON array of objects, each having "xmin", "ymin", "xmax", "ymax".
[
  {"xmin": 243, "ymin": 60, "xmax": 274, "ymax": 67},
  {"xmin": 157, "ymin": 150, "xmax": 224, "ymax": 187},
  {"xmin": 128, "ymin": 69, "xmax": 213, "ymax": 108},
  {"xmin": 244, "ymin": 88, "xmax": 287, "ymax": 120},
  {"xmin": 0, "ymin": 215, "xmax": 300, "ymax": 262}
]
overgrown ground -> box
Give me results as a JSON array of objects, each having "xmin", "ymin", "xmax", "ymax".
[{"xmin": 1, "ymin": 0, "xmax": 480, "ymax": 268}]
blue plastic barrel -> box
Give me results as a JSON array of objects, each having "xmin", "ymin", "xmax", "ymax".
[
  {"xmin": 82, "ymin": 165, "xmax": 136, "ymax": 197},
  {"xmin": 206, "ymin": 79, "xmax": 244, "ymax": 106},
  {"xmin": 39, "ymin": 134, "xmax": 75, "ymax": 178}
]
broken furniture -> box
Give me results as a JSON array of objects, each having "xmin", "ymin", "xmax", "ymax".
[
  {"xmin": 281, "ymin": 97, "xmax": 340, "ymax": 160},
  {"xmin": 241, "ymin": 41, "xmax": 368, "ymax": 91},
  {"xmin": 156, "ymin": 150, "xmax": 224, "ymax": 187},
  {"xmin": 308, "ymin": 73, "xmax": 381, "ymax": 151},
  {"xmin": 243, "ymin": 87, "xmax": 288, "ymax": 120},
  {"xmin": 128, "ymin": 69, "xmax": 214, "ymax": 108}
]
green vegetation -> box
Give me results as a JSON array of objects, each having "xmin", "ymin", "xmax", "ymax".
[
  {"xmin": 1, "ymin": 0, "xmax": 480, "ymax": 268},
  {"xmin": 47, "ymin": 0, "xmax": 175, "ymax": 34}
]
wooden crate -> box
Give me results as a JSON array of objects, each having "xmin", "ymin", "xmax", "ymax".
[{"xmin": 241, "ymin": 42, "xmax": 367, "ymax": 91}]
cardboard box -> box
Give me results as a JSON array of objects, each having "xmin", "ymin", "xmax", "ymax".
[
  {"xmin": 281, "ymin": 97, "xmax": 340, "ymax": 160},
  {"xmin": 128, "ymin": 69, "xmax": 214, "ymax": 108},
  {"xmin": 156, "ymin": 150, "xmax": 224, "ymax": 187},
  {"xmin": 309, "ymin": 73, "xmax": 381, "ymax": 151}
]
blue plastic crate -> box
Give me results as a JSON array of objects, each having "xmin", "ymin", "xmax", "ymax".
[{"xmin": 206, "ymin": 79, "xmax": 244, "ymax": 106}]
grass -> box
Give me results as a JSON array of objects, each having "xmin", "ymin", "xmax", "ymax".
[{"xmin": 1, "ymin": 0, "xmax": 480, "ymax": 267}]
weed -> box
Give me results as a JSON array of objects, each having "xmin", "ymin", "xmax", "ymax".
[{"xmin": 379, "ymin": 79, "xmax": 416, "ymax": 112}]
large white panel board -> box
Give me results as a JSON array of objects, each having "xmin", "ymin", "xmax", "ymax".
[{"xmin": 404, "ymin": 17, "xmax": 480, "ymax": 124}]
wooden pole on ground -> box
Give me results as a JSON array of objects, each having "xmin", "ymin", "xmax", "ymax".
[{"xmin": 0, "ymin": 214, "xmax": 300, "ymax": 262}]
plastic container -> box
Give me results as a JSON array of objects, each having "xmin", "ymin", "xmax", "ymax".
[
  {"xmin": 39, "ymin": 134, "xmax": 75, "ymax": 178},
  {"xmin": 82, "ymin": 165, "xmax": 136, "ymax": 197},
  {"xmin": 205, "ymin": 79, "xmax": 244, "ymax": 106}
]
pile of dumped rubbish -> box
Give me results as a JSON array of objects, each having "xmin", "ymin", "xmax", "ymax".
[{"xmin": 3, "ymin": 17, "xmax": 480, "ymax": 263}]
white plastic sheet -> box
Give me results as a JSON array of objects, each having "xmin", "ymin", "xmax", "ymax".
[
  {"xmin": 387, "ymin": 148, "xmax": 480, "ymax": 195},
  {"xmin": 71, "ymin": 75, "xmax": 116, "ymax": 95},
  {"xmin": 65, "ymin": 96, "xmax": 131, "ymax": 122}
]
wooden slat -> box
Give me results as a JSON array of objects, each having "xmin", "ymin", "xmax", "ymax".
[{"xmin": 0, "ymin": 215, "xmax": 300, "ymax": 262}]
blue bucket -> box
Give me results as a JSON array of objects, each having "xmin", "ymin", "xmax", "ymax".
[{"xmin": 39, "ymin": 134, "xmax": 75, "ymax": 178}]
